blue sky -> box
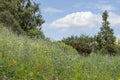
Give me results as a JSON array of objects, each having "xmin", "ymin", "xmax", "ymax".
[{"xmin": 35, "ymin": 0, "xmax": 120, "ymax": 40}]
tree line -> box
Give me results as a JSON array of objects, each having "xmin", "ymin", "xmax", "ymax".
[
  {"xmin": 62, "ymin": 11, "xmax": 119, "ymax": 56},
  {"xmin": 0, "ymin": 1, "xmax": 119, "ymax": 55}
]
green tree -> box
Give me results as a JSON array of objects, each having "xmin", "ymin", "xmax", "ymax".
[
  {"xmin": 0, "ymin": 11, "xmax": 24, "ymax": 34},
  {"xmin": 0, "ymin": 0, "xmax": 45, "ymax": 35},
  {"xmin": 96, "ymin": 10, "xmax": 116, "ymax": 55}
]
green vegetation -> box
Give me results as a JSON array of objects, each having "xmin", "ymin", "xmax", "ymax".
[
  {"xmin": 0, "ymin": 0, "xmax": 44, "ymax": 36},
  {"xmin": 95, "ymin": 11, "xmax": 116, "ymax": 55},
  {"xmin": 0, "ymin": 24, "xmax": 120, "ymax": 80},
  {"xmin": 0, "ymin": 24, "xmax": 77, "ymax": 80},
  {"xmin": 0, "ymin": 0, "xmax": 120, "ymax": 79},
  {"xmin": 27, "ymin": 29, "xmax": 45, "ymax": 39},
  {"xmin": 62, "ymin": 11, "xmax": 120, "ymax": 56},
  {"xmin": 62, "ymin": 34, "xmax": 94, "ymax": 55}
]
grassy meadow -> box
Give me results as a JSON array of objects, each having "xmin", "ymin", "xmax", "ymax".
[{"xmin": 0, "ymin": 24, "xmax": 120, "ymax": 80}]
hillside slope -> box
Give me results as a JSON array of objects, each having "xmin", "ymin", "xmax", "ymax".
[
  {"xmin": 0, "ymin": 24, "xmax": 78, "ymax": 80},
  {"xmin": 0, "ymin": 24, "xmax": 120, "ymax": 80}
]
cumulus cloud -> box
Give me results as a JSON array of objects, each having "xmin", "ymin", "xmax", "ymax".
[
  {"xmin": 51, "ymin": 11, "xmax": 101, "ymax": 28},
  {"xmin": 109, "ymin": 12, "xmax": 120, "ymax": 27},
  {"xmin": 42, "ymin": 11, "xmax": 120, "ymax": 40},
  {"xmin": 43, "ymin": 7, "xmax": 63, "ymax": 13},
  {"xmin": 50, "ymin": 11, "xmax": 120, "ymax": 30}
]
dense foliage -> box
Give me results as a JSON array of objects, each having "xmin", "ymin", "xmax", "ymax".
[
  {"xmin": 0, "ymin": 11, "xmax": 24, "ymax": 34},
  {"xmin": 95, "ymin": 11, "xmax": 116, "ymax": 55},
  {"xmin": 27, "ymin": 28, "xmax": 45, "ymax": 39},
  {"xmin": 62, "ymin": 35, "xmax": 95, "ymax": 55},
  {"xmin": 0, "ymin": 0, "xmax": 45, "ymax": 37}
]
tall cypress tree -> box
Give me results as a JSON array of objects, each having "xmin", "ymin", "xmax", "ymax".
[{"xmin": 96, "ymin": 10, "xmax": 116, "ymax": 55}]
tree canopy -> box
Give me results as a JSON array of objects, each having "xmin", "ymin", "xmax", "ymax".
[{"xmin": 0, "ymin": 0, "xmax": 45, "ymax": 36}]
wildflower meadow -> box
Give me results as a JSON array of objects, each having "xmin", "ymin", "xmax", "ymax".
[{"xmin": 0, "ymin": 24, "xmax": 120, "ymax": 80}]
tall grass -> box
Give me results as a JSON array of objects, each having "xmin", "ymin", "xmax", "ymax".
[{"xmin": 0, "ymin": 24, "xmax": 120, "ymax": 80}]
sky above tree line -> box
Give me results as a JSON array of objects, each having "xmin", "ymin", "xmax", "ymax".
[{"xmin": 34, "ymin": 0, "xmax": 120, "ymax": 40}]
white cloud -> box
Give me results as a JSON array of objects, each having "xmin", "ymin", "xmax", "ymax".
[
  {"xmin": 42, "ymin": 11, "xmax": 120, "ymax": 40},
  {"xmin": 43, "ymin": 7, "xmax": 63, "ymax": 13},
  {"xmin": 51, "ymin": 12, "xmax": 101, "ymax": 28},
  {"xmin": 51, "ymin": 11, "xmax": 120, "ymax": 29},
  {"xmin": 109, "ymin": 12, "xmax": 120, "ymax": 27}
]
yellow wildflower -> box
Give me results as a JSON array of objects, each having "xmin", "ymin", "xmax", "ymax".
[
  {"xmin": 40, "ymin": 45, "xmax": 46, "ymax": 49},
  {"xmin": 40, "ymin": 45, "xmax": 50, "ymax": 51},
  {"xmin": 118, "ymin": 78, "xmax": 120, "ymax": 80},
  {"xmin": 45, "ymin": 56, "xmax": 48, "ymax": 60},
  {"xmin": 13, "ymin": 59, "xmax": 16, "ymax": 64}
]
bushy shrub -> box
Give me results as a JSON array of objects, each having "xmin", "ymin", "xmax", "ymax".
[
  {"xmin": 62, "ymin": 34, "xmax": 94, "ymax": 55},
  {"xmin": 27, "ymin": 29, "xmax": 45, "ymax": 39},
  {"xmin": 53, "ymin": 41, "xmax": 78, "ymax": 54},
  {"xmin": 69, "ymin": 43, "xmax": 92, "ymax": 56}
]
